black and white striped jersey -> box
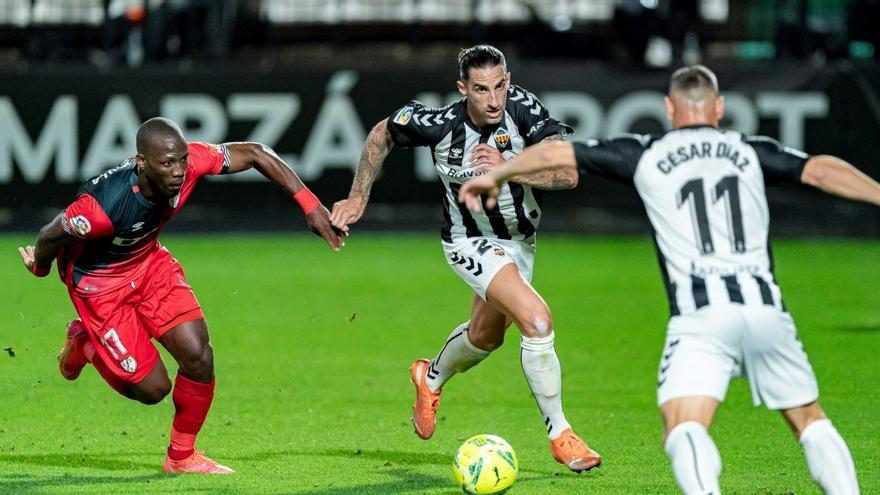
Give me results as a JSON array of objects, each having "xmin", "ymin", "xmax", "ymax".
[
  {"xmin": 387, "ymin": 84, "xmax": 572, "ymax": 243},
  {"xmin": 574, "ymin": 126, "xmax": 810, "ymax": 316}
]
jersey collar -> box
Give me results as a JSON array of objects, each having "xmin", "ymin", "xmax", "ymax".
[
  {"xmin": 673, "ymin": 124, "xmax": 719, "ymax": 131},
  {"xmin": 129, "ymin": 167, "xmax": 158, "ymax": 207}
]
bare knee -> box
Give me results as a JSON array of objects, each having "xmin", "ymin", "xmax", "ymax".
[
  {"xmin": 177, "ymin": 343, "xmax": 214, "ymax": 383},
  {"xmin": 133, "ymin": 378, "xmax": 171, "ymax": 405},
  {"xmin": 520, "ymin": 308, "xmax": 553, "ymax": 339},
  {"xmin": 661, "ymin": 396, "xmax": 720, "ymax": 438},
  {"xmin": 782, "ymin": 401, "xmax": 827, "ymax": 438}
]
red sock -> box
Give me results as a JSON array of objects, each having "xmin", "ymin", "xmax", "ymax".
[{"xmin": 168, "ymin": 374, "xmax": 215, "ymax": 461}]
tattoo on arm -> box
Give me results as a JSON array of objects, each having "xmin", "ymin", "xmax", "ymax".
[
  {"xmin": 350, "ymin": 122, "xmax": 394, "ymax": 199},
  {"xmin": 509, "ymin": 134, "xmax": 575, "ymax": 189},
  {"xmin": 510, "ymin": 168, "xmax": 576, "ymax": 190}
]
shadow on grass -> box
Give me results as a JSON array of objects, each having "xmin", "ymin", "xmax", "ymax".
[
  {"xmin": 229, "ymin": 447, "xmax": 562, "ymax": 474},
  {"xmin": 225, "ymin": 448, "xmax": 564, "ymax": 494},
  {"xmin": 826, "ymin": 324, "xmax": 880, "ymax": 333},
  {"xmin": 0, "ymin": 472, "xmax": 168, "ymax": 494},
  {"xmin": 0, "ymin": 448, "xmax": 584, "ymax": 494},
  {"xmin": 0, "ymin": 452, "xmax": 157, "ymax": 471}
]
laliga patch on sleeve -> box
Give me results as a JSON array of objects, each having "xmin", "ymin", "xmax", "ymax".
[
  {"xmin": 68, "ymin": 215, "xmax": 92, "ymax": 238},
  {"xmin": 209, "ymin": 144, "xmax": 223, "ymax": 157},
  {"xmin": 393, "ymin": 106, "xmax": 414, "ymax": 125}
]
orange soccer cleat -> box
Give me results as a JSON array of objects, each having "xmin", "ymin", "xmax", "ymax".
[
  {"xmin": 163, "ymin": 450, "xmax": 234, "ymax": 474},
  {"xmin": 550, "ymin": 428, "xmax": 602, "ymax": 472},
  {"xmin": 58, "ymin": 319, "xmax": 92, "ymax": 381},
  {"xmin": 410, "ymin": 358, "xmax": 442, "ymax": 440}
]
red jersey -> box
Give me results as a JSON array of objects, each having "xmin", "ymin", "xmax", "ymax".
[{"xmin": 58, "ymin": 142, "xmax": 230, "ymax": 296}]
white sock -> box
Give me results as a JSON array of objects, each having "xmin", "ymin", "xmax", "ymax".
[
  {"xmin": 520, "ymin": 334, "xmax": 571, "ymax": 440},
  {"xmin": 425, "ymin": 322, "xmax": 490, "ymax": 392},
  {"xmin": 799, "ymin": 419, "xmax": 860, "ymax": 495},
  {"xmin": 664, "ymin": 421, "xmax": 722, "ymax": 495}
]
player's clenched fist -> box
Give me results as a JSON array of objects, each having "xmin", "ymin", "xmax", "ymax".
[
  {"xmin": 458, "ymin": 174, "xmax": 502, "ymax": 213},
  {"xmin": 330, "ymin": 197, "xmax": 365, "ymax": 230}
]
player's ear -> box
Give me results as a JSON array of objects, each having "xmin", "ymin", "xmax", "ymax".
[
  {"xmin": 664, "ymin": 96, "xmax": 675, "ymax": 125},
  {"xmin": 505, "ymin": 72, "xmax": 511, "ymax": 86},
  {"xmin": 135, "ymin": 153, "xmax": 146, "ymax": 172},
  {"xmin": 456, "ymin": 79, "xmax": 467, "ymax": 96},
  {"xmin": 715, "ymin": 95, "xmax": 725, "ymax": 122}
]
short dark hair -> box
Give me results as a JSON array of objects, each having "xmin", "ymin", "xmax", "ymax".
[
  {"xmin": 136, "ymin": 117, "xmax": 184, "ymax": 155},
  {"xmin": 458, "ymin": 45, "xmax": 506, "ymax": 81},
  {"xmin": 669, "ymin": 65, "xmax": 719, "ymax": 98}
]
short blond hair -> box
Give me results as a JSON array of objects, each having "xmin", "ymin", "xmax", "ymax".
[{"xmin": 669, "ymin": 65, "xmax": 719, "ymax": 100}]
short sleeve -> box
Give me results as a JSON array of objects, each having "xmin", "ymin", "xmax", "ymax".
[
  {"xmin": 506, "ymin": 85, "xmax": 573, "ymax": 145},
  {"xmin": 744, "ymin": 136, "xmax": 809, "ymax": 185},
  {"xmin": 386, "ymin": 101, "xmax": 456, "ymax": 148},
  {"xmin": 573, "ymin": 135, "xmax": 652, "ymax": 184},
  {"xmin": 63, "ymin": 194, "xmax": 114, "ymax": 239},
  {"xmin": 187, "ymin": 141, "xmax": 230, "ymax": 177}
]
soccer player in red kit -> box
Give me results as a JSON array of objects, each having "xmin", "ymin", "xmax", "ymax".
[{"xmin": 18, "ymin": 117, "xmax": 344, "ymax": 474}]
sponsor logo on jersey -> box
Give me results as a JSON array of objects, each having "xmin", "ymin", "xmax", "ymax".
[
  {"xmin": 494, "ymin": 248, "xmax": 506, "ymax": 257},
  {"xmin": 393, "ymin": 106, "xmax": 414, "ymax": 125},
  {"xmin": 494, "ymin": 128, "xmax": 509, "ymax": 147},
  {"xmin": 528, "ymin": 120, "xmax": 546, "ymax": 137},
  {"xmin": 450, "ymin": 148, "xmax": 463, "ymax": 159},
  {"xmin": 120, "ymin": 356, "xmax": 138, "ymax": 373},
  {"xmin": 131, "ymin": 221, "xmax": 145, "ymax": 232},
  {"xmin": 69, "ymin": 215, "xmax": 91, "ymax": 237}
]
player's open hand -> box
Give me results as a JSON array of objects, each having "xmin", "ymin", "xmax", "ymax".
[
  {"xmin": 306, "ymin": 205, "xmax": 346, "ymax": 252},
  {"xmin": 18, "ymin": 245, "xmax": 49, "ymax": 277},
  {"xmin": 330, "ymin": 196, "xmax": 366, "ymax": 231},
  {"xmin": 458, "ymin": 174, "xmax": 502, "ymax": 212},
  {"xmin": 469, "ymin": 144, "xmax": 503, "ymax": 173}
]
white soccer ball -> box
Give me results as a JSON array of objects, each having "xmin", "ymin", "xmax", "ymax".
[{"xmin": 452, "ymin": 434, "xmax": 519, "ymax": 494}]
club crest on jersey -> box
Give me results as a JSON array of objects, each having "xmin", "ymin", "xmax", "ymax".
[
  {"xmin": 494, "ymin": 248, "xmax": 506, "ymax": 257},
  {"xmin": 393, "ymin": 106, "xmax": 414, "ymax": 125},
  {"xmin": 69, "ymin": 215, "xmax": 91, "ymax": 237},
  {"xmin": 120, "ymin": 356, "xmax": 138, "ymax": 373},
  {"xmin": 494, "ymin": 128, "xmax": 510, "ymax": 147}
]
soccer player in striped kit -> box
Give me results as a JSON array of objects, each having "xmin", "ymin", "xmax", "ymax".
[
  {"xmin": 459, "ymin": 65, "xmax": 875, "ymax": 494},
  {"xmin": 330, "ymin": 45, "xmax": 601, "ymax": 471}
]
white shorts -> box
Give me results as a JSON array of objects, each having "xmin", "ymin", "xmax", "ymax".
[
  {"xmin": 442, "ymin": 237, "xmax": 535, "ymax": 300},
  {"xmin": 657, "ymin": 304, "xmax": 819, "ymax": 410}
]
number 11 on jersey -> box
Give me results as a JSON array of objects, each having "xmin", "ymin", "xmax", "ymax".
[{"xmin": 677, "ymin": 176, "xmax": 746, "ymax": 256}]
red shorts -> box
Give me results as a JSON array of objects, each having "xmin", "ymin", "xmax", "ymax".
[{"xmin": 69, "ymin": 247, "xmax": 204, "ymax": 384}]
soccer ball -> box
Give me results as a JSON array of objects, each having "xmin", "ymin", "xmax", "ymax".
[{"xmin": 452, "ymin": 434, "xmax": 519, "ymax": 494}]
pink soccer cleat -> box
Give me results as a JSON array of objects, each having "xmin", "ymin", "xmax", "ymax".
[
  {"xmin": 163, "ymin": 450, "xmax": 234, "ymax": 474},
  {"xmin": 550, "ymin": 428, "xmax": 602, "ymax": 472},
  {"xmin": 410, "ymin": 358, "xmax": 442, "ymax": 440},
  {"xmin": 58, "ymin": 319, "xmax": 92, "ymax": 381}
]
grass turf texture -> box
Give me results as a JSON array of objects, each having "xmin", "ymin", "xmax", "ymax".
[{"xmin": 0, "ymin": 234, "xmax": 877, "ymax": 494}]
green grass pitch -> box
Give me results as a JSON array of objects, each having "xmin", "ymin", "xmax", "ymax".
[{"xmin": 0, "ymin": 234, "xmax": 877, "ymax": 494}]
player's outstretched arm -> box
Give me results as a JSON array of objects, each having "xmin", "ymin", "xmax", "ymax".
[
  {"xmin": 223, "ymin": 142, "xmax": 345, "ymax": 252},
  {"xmin": 469, "ymin": 136, "xmax": 579, "ymax": 190},
  {"xmin": 801, "ymin": 155, "xmax": 880, "ymax": 206},
  {"xmin": 330, "ymin": 119, "xmax": 394, "ymax": 230},
  {"xmin": 459, "ymin": 141, "xmax": 578, "ymax": 212},
  {"xmin": 18, "ymin": 213, "xmax": 73, "ymax": 277}
]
